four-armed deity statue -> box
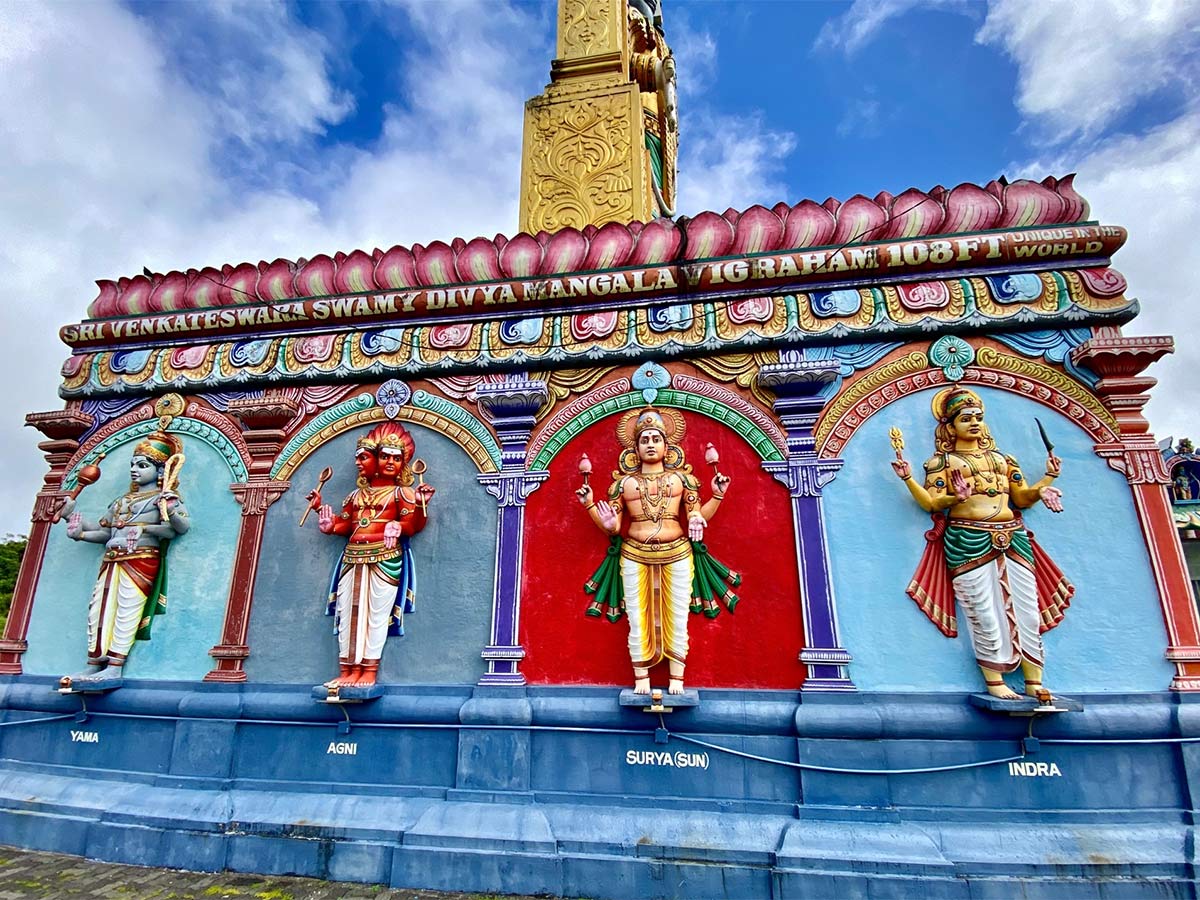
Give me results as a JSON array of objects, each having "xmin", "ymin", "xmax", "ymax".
[
  {"xmin": 891, "ymin": 387, "xmax": 1074, "ymax": 701},
  {"xmin": 576, "ymin": 407, "xmax": 740, "ymax": 695},
  {"xmin": 59, "ymin": 431, "xmax": 189, "ymax": 689},
  {"xmin": 306, "ymin": 422, "xmax": 435, "ymax": 691}
]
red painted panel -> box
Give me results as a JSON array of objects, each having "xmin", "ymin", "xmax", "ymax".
[{"xmin": 521, "ymin": 413, "xmax": 804, "ymax": 689}]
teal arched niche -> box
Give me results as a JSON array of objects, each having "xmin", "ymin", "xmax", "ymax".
[
  {"xmin": 823, "ymin": 386, "xmax": 1174, "ymax": 693},
  {"xmin": 24, "ymin": 418, "xmax": 244, "ymax": 680}
]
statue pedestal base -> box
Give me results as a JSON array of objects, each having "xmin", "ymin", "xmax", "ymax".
[
  {"xmin": 969, "ymin": 693, "xmax": 1083, "ymax": 715},
  {"xmin": 56, "ymin": 674, "xmax": 123, "ymax": 695},
  {"xmin": 311, "ymin": 684, "xmax": 384, "ymax": 704},
  {"xmin": 619, "ymin": 688, "xmax": 699, "ymax": 713}
]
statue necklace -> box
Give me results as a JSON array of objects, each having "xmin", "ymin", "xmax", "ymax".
[
  {"xmin": 352, "ymin": 485, "xmax": 397, "ymax": 528},
  {"xmin": 113, "ymin": 489, "xmax": 157, "ymax": 529},
  {"xmin": 634, "ymin": 472, "xmax": 670, "ymax": 523}
]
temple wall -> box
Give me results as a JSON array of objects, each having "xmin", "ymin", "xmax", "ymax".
[
  {"xmin": 22, "ymin": 435, "xmax": 240, "ymax": 680},
  {"xmin": 244, "ymin": 423, "xmax": 496, "ymax": 686},
  {"xmin": 826, "ymin": 386, "xmax": 1174, "ymax": 693}
]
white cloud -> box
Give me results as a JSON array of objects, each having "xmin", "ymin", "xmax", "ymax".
[
  {"xmin": 676, "ymin": 111, "xmax": 796, "ymax": 215},
  {"xmin": 814, "ymin": 0, "xmax": 967, "ymax": 55},
  {"xmin": 977, "ymin": 0, "xmax": 1200, "ymax": 142}
]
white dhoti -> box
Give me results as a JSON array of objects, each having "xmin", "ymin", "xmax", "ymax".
[
  {"xmin": 333, "ymin": 553, "xmax": 401, "ymax": 665},
  {"xmin": 87, "ymin": 549, "xmax": 160, "ymax": 663},
  {"xmin": 953, "ymin": 551, "xmax": 1043, "ymax": 672},
  {"xmin": 620, "ymin": 537, "xmax": 694, "ymax": 668}
]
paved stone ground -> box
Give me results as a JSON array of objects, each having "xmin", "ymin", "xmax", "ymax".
[{"xmin": 0, "ymin": 846, "xmax": 537, "ymax": 900}]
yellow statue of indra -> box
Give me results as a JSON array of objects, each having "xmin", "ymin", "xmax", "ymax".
[
  {"xmin": 892, "ymin": 388, "xmax": 1074, "ymax": 701},
  {"xmin": 576, "ymin": 407, "xmax": 738, "ymax": 695}
]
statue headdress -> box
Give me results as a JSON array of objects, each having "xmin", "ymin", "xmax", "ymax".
[
  {"xmin": 614, "ymin": 405, "xmax": 689, "ymax": 474},
  {"xmin": 133, "ymin": 431, "xmax": 183, "ymax": 465},
  {"xmin": 931, "ymin": 387, "xmax": 992, "ymax": 452},
  {"xmin": 363, "ymin": 421, "xmax": 416, "ymax": 484}
]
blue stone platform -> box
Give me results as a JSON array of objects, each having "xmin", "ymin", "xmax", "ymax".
[
  {"xmin": 0, "ymin": 677, "xmax": 1196, "ymax": 898},
  {"xmin": 618, "ymin": 688, "xmax": 699, "ymax": 711},
  {"xmin": 310, "ymin": 683, "xmax": 385, "ymax": 704}
]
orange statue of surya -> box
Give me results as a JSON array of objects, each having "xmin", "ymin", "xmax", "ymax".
[{"xmin": 306, "ymin": 422, "xmax": 434, "ymax": 688}]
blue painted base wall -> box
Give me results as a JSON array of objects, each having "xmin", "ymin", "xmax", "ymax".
[{"xmin": 0, "ymin": 677, "xmax": 1196, "ymax": 899}]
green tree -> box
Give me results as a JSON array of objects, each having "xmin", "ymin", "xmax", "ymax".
[{"xmin": 0, "ymin": 534, "xmax": 27, "ymax": 634}]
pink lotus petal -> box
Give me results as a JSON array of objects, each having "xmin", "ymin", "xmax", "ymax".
[
  {"xmin": 223, "ymin": 262, "xmax": 260, "ymax": 305},
  {"xmin": 455, "ymin": 237, "xmax": 503, "ymax": 283},
  {"xmin": 414, "ymin": 241, "xmax": 457, "ymax": 286},
  {"xmin": 584, "ymin": 221, "xmax": 635, "ymax": 270},
  {"xmin": 832, "ymin": 195, "xmax": 887, "ymax": 245},
  {"xmin": 295, "ymin": 254, "xmax": 337, "ymax": 298},
  {"xmin": 149, "ymin": 270, "xmax": 189, "ymax": 312},
  {"xmin": 685, "ymin": 211, "xmax": 735, "ymax": 260},
  {"xmin": 120, "ymin": 275, "xmax": 153, "ymax": 315},
  {"xmin": 333, "ymin": 250, "xmax": 377, "ymax": 294},
  {"xmin": 875, "ymin": 190, "xmax": 895, "ymax": 207},
  {"xmin": 730, "ymin": 205, "xmax": 784, "ymax": 255},
  {"xmin": 1052, "ymin": 174, "xmax": 1090, "ymax": 223},
  {"xmin": 985, "ymin": 180, "xmax": 1004, "ymax": 202},
  {"xmin": 88, "ymin": 280, "xmax": 121, "ymax": 318},
  {"xmin": 540, "ymin": 227, "xmax": 589, "ymax": 275},
  {"xmin": 822, "ymin": 198, "xmax": 840, "ymax": 214},
  {"xmin": 500, "ymin": 233, "xmax": 543, "ymax": 279},
  {"xmin": 375, "ymin": 245, "xmax": 417, "ymax": 290},
  {"xmin": 186, "ymin": 267, "xmax": 233, "ymax": 308},
  {"xmin": 628, "ymin": 218, "xmax": 680, "ymax": 265},
  {"xmin": 783, "ymin": 200, "xmax": 837, "ymax": 249},
  {"xmin": 883, "ymin": 189, "xmax": 945, "ymax": 240},
  {"xmin": 942, "ymin": 183, "xmax": 1002, "ymax": 233},
  {"xmin": 998, "ymin": 179, "xmax": 1066, "ymax": 228},
  {"xmin": 257, "ymin": 259, "xmax": 298, "ymax": 302}
]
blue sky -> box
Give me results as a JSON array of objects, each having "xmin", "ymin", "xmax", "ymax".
[{"xmin": 0, "ymin": 0, "xmax": 1198, "ymax": 532}]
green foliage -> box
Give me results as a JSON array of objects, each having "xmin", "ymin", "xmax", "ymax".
[{"xmin": 0, "ymin": 533, "xmax": 27, "ymax": 633}]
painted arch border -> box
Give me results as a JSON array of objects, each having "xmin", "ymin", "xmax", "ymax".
[
  {"xmin": 529, "ymin": 386, "xmax": 787, "ymax": 471},
  {"xmin": 814, "ymin": 346, "xmax": 1120, "ymax": 458},
  {"xmin": 272, "ymin": 390, "xmax": 501, "ymax": 481}
]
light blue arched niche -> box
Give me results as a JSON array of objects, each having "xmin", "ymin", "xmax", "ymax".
[
  {"xmin": 823, "ymin": 386, "xmax": 1174, "ymax": 693},
  {"xmin": 244, "ymin": 423, "xmax": 497, "ymax": 685},
  {"xmin": 24, "ymin": 432, "xmax": 241, "ymax": 680}
]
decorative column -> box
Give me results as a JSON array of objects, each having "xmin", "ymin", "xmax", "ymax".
[
  {"xmin": 757, "ymin": 359, "xmax": 854, "ymax": 691},
  {"xmin": 0, "ymin": 408, "xmax": 94, "ymax": 674},
  {"xmin": 1072, "ymin": 329, "xmax": 1200, "ymax": 691},
  {"xmin": 475, "ymin": 379, "xmax": 550, "ymax": 685},
  {"xmin": 203, "ymin": 393, "xmax": 297, "ymax": 682}
]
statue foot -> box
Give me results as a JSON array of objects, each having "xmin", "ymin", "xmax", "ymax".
[
  {"xmin": 1025, "ymin": 682, "xmax": 1053, "ymax": 703},
  {"xmin": 668, "ymin": 678, "xmax": 685, "ymax": 695},
  {"xmin": 984, "ymin": 679, "xmax": 1022, "ymax": 701},
  {"xmin": 357, "ymin": 668, "xmax": 378, "ymax": 686},
  {"xmin": 66, "ymin": 664, "xmax": 105, "ymax": 685},
  {"xmin": 324, "ymin": 665, "xmax": 356, "ymax": 689},
  {"xmin": 633, "ymin": 676, "xmax": 651, "ymax": 695}
]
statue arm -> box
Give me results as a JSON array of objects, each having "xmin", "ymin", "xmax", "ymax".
[
  {"xmin": 65, "ymin": 504, "xmax": 112, "ymax": 543},
  {"xmin": 322, "ymin": 497, "xmax": 355, "ymax": 536},
  {"xmin": 142, "ymin": 496, "xmax": 191, "ymax": 539},
  {"xmin": 1009, "ymin": 453, "xmax": 1060, "ymax": 509},
  {"xmin": 395, "ymin": 487, "xmax": 429, "ymax": 536},
  {"xmin": 894, "ymin": 456, "xmax": 956, "ymax": 512}
]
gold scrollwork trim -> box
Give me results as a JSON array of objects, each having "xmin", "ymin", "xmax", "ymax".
[
  {"xmin": 274, "ymin": 406, "xmax": 498, "ymax": 482},
  {"xmin": 689, "ymin": 351, "xmax": 780, "ymax": 409},
  {"xmin": 814, "ymin": 351, "xmax": 929, "ymax": 450},
  {"xmin": 972, "ymin": 347, "xmax": 1118, "ymax": 435}
]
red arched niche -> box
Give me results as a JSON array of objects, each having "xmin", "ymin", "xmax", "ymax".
[{"xmin": 520, "ymin": 411, "xmax": 804, "ymax": 689}]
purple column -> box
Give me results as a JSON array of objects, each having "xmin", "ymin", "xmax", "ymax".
[
  {"xmin": 475, "ymin": 378, "xmax": 549, "ymax": 685},
  {"xmin": 758, "ymin": 359, "xmax": 853, "ymax": 692}
]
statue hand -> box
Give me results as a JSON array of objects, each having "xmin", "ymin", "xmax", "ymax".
[
  {"xmin": 950, "ymin": 467, "xmax": 973, "ymax": 501},
  {"xmin": 416, "ymin": 483, "xmax": 435, "ymax": 503},
  {"xmin": 66, "ymin": 512, "xmax": 82, "ymax": 540},
  {"xmin": 891, "ymin": 459, "xmax": 911, "ymax": 480},
  {"xmin": 711, "ymin": 474, "xmax": 730, "ymax": 497},
  {"xmin": 688, "ymin": 513, "xmax": 706, "ymax": 542},
  {"xmin": 595, "ymin": 500, "xmax": 617, "ymax": 532},
  {"xmin": 576, "ymin": 485, "xmax": 594, "ymax": 507},
  {"xmin": 383, "ymin": 520, "xmax": 402, "ymax": 550},
  {"xmin": 1045, "ymin": 454, "xmax": 1062, "ymax": 478},
  {"xmin": 317, "ymin": 504, "xmax": 335, "ymax": 534},
  {"xmin": 1040, "ymin": 485, "xmax": 1064, "ymax": 513},
  {"xmin": 305, "ymin": 489, "xmax": 322, "ymax": 511}
]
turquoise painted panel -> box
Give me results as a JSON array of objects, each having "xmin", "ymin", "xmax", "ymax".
[
  {"xmin": 23, "ymin": 438, "xmax": 240, "ymax": 680},
  {"xmin": 244, "ymin": 424, "xmax": 496, "ymax": 685},
  {"xmin": 825, "ymin": 386, "xmax": 1174, "ymax": 693}
]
